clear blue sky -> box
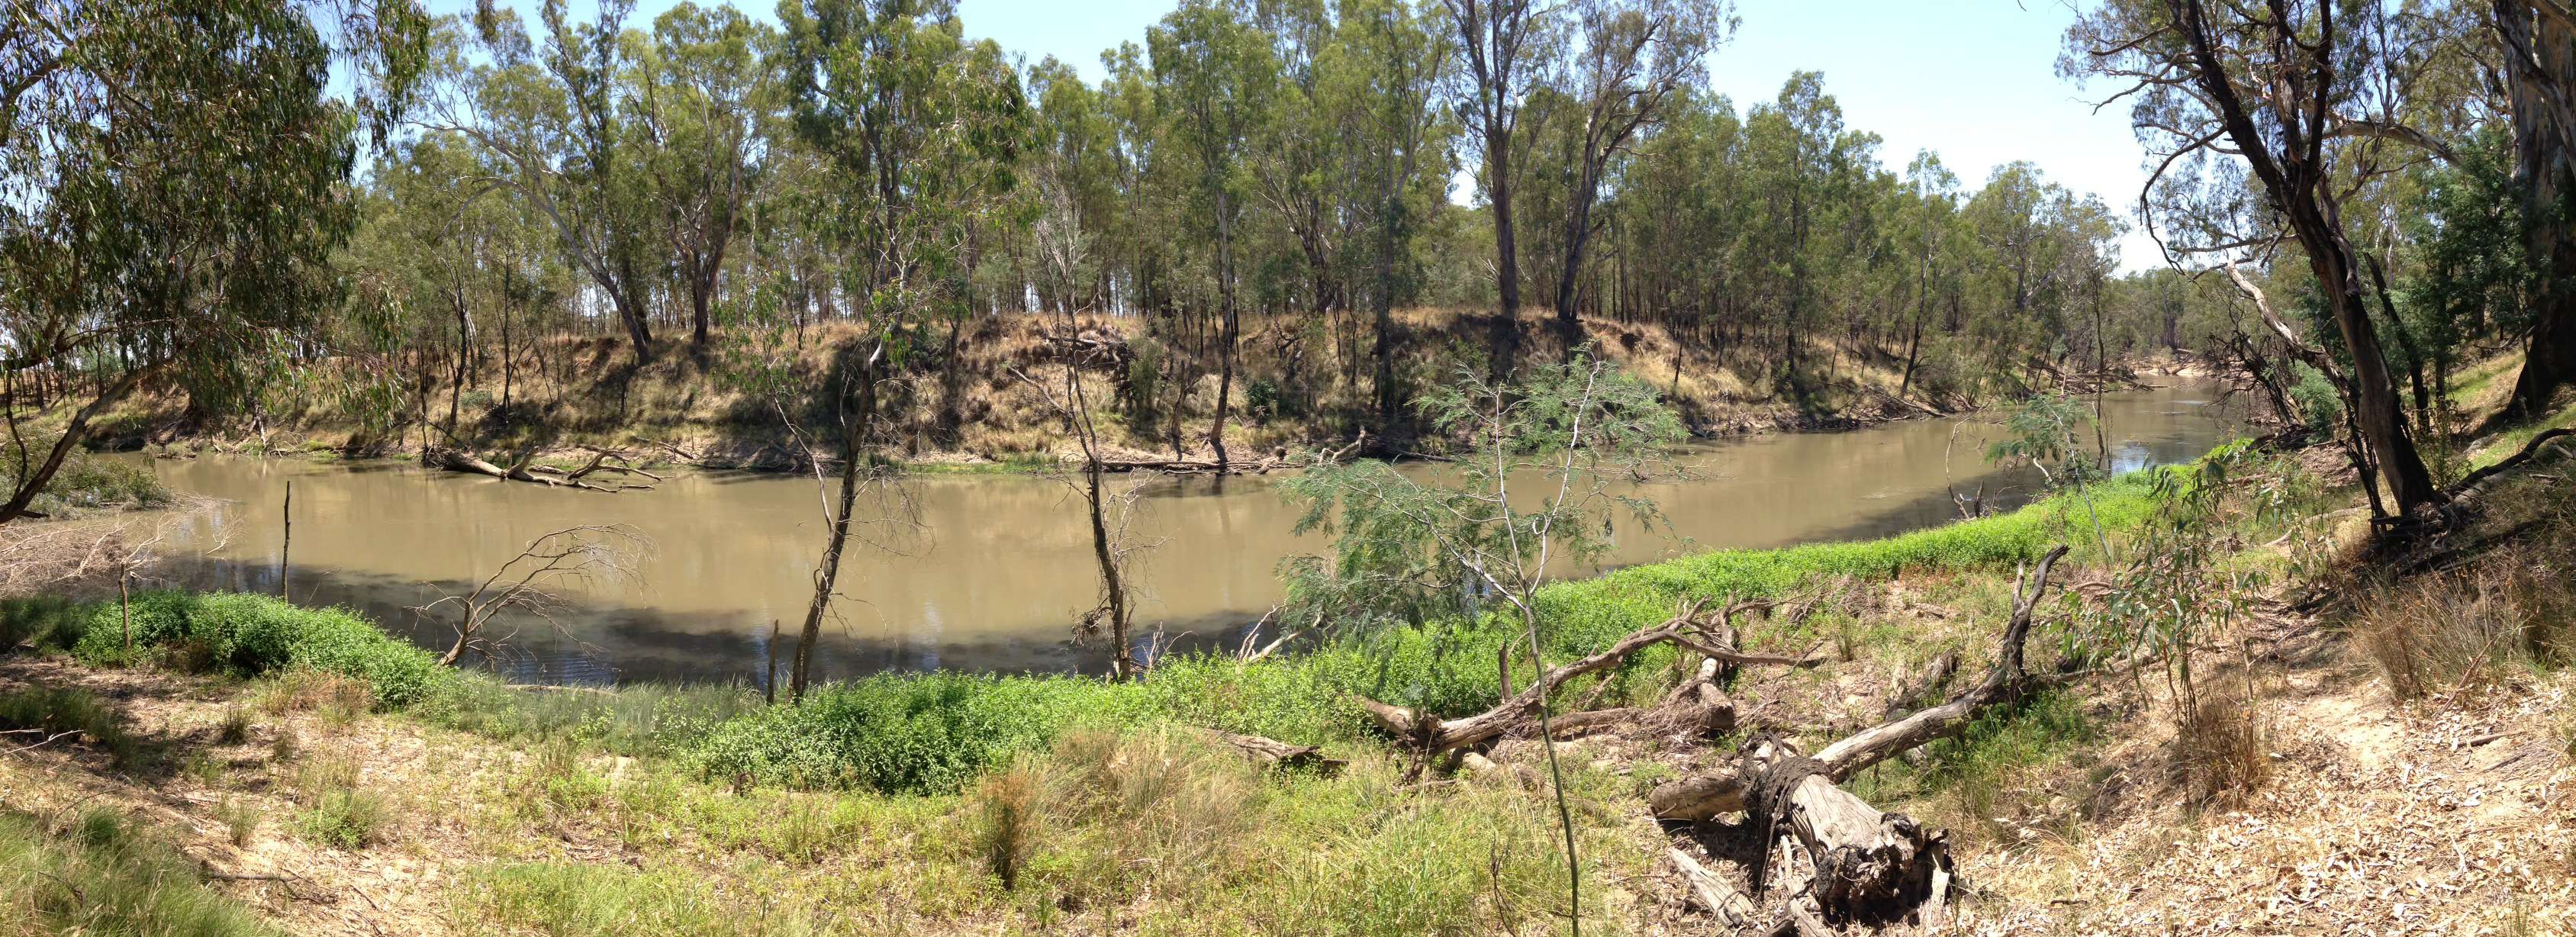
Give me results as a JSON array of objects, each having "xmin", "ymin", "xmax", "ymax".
[{"xmin": 447, "ymin": 0, "xmax": 2159, "ymax": 269}]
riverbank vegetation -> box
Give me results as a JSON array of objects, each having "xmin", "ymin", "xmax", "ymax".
[
  {"xmin": 2, "ymin": 404, "xmax": 2572, "ymax": 932},
  {"xmin": 8, "ymin": 0, "xmax": 2576, "ymax": 933}
]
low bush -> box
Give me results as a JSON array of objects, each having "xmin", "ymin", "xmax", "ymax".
[
  {"xmin": 686, "ymin": 671, "xmax": 1136, "ymax": 793},
  {"xmin": 71, "ymin": 591, "xmax": 445, "ymax": 708}
]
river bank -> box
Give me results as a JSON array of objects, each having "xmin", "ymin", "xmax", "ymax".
[
  {"xmin": 4, "ymin": 418, "xmax": 2571, "ymax": 934},
  {"xmin": 76, "ymin": 310, "xmax": 2172, "ymax": 476}
]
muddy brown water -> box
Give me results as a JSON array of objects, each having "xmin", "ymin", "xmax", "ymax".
[{"xmin": 127, "ymin": 382, "xmax": 2240, "ymax": 685}]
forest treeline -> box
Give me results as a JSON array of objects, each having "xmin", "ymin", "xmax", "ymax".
[{"xmin": 2, "ymin": 0, "xmax": 2573, "ymax": 523}]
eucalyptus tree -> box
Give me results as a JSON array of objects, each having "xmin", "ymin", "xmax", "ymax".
[
  {"xmin": 2491, "ymin": 1, "xmax": 2576, "ymax": 414},
  {"xmin": 443, "ymin": 0, "xmax": 664, "ymax": 363},
  {"xmin": 1148, "ymin": 1, "xmax": 1277, "ymax": 474},
  {"xmin": 633, "ymin": 2, "xmax": 775, "ymax": 350},
  {"xmin": 1896, "ymin": 150, "xmax": 1961, "ymax": 395},
  {"xmin": 1331, "ymin": 0, "xmax": 1459, "ymax": 426},
  {"xmin": 773, "ymin": 0, "xmax": 1032, "ymax": 701},
  {"xmin": 2066, "ymin": 0, "xmax": 2442, "ymax": 514},
  {"xmin": 1542, "ymin": 0, "xmax": 1731, "ymax": 338},
  {"xmin": 0, "ymin": 0, "xmax": 428, "ymax": 525},
  {"xmin": 1441, "ymin": 0, "xmax": 1547, "ymax": 336},
  {"xmin": 1744, "ymin": 72, "xmax": 1873, "ymax": 401}
]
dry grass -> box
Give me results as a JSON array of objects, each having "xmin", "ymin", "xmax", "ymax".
[
  {"xmin": 2172, "ymin": 688, "xmax": 2271, "ymax": 808},
  {"xmin": 971, "ymin": 756, "xmax": 1040, "ymax": 891}
]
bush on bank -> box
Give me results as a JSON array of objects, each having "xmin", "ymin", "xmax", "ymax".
[{"xmin": 64, "ymin": 591, "xmax": 446, "ymax": 709}]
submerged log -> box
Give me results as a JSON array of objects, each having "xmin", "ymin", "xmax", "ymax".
[{"xmin": 431, "ymin": 446, "xmax": 655, "ymax": 493}]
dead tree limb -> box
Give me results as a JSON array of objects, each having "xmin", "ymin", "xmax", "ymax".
[
  {"xmin": 1197, "ymin": 728, "xmax": 1346, "ymax": 776},
  {"xmin": 413, "ymin": 525, "xmax": 649, "ymax": 666},
  {"xmin": 1650, "ymin": 546, "xmax": 2069, "ymax": 821},
  {"xmin": 1352, "ymin": 597, "xmax": 1791, "ymax": 755},
  {"xmin": 1640, "ymin": 546, "xmax": 2071, "ymax": 928}
]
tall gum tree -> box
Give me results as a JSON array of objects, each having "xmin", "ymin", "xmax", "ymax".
[
  {"xmin": 2066, "ymin": 0, "xmax": 2442, "ymax": 514},
  {"xmin": 774, "ymin": 0, "xmax": 1030, "ymax": 700},
  {"xmin": 1545, "ymin": 0, "xmax": 1731, "ymax": 340}
]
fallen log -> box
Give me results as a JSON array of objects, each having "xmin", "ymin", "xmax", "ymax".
[
  {"xmin": 1670, "ymin": 847, "xmax": 1756, "ymax": 927},
  {"xmin": 432, "ymin": 446, "xmax": 654, "ymax": 493},
  {"xmin": 1353, "ymin": 597, "xmax": 1785, "ymax": 755},
  {"xmin": 1650, "ymin": 546, "xmax": 2069, "ymax": 927},
  {"xmin": 1650, "ymin": 546, "xmax": 2069, "ymax": 821},
  {"xmin": 1199, "ymin": 728, "xmax": 1346, "ymax": 776}
]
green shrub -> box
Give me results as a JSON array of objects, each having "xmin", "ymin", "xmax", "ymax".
[
  {"xmin": 69, "ymin": 591, "xmax": 445, "ymax": 709},
  {"xmin": 2288, "ymin": 362, "xmax": 2343, "ymax": 436},
  {"xmin": 687, "ymin": 672, "xmax": 1138, "ymax": 794}
]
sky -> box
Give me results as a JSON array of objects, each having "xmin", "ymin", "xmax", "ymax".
[{"xmin": 440, "ymin": 0, "xmax": 2162, "ymax": 270}]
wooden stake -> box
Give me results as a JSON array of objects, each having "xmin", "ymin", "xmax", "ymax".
[
  {"xmin": 279, "ymin": 481, "xmax": 292, "ymax": 601},
  {"xmin": 119, "ymin": 571, "xmax": 131, "ymax": 653},
  {"xmin": 764, "ymin": 619, "xmax": 780, "ymax": 706}
]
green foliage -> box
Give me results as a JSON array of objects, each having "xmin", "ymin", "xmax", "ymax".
[
  {"xmin": 1540, "ymin": 470, "xmax": 2168, "ymax": 655},
  {"xmin": 0, "ymin": 595, "xmax": 89, "ymax": 652},
  {"xmin": 2287, "ymin": 362, "xmax": 2343, "ymax": 437},
  {"xmin": 684, "ymin": 671, "xmax": 1136, "ymax": 794},
  {"xmin": 0, "ymin": 444, "xmax": 170, "ymax": 517},
  {"xmin": 1277, "ymin": 348, "xmax": 1685, "ymax": 636},
  {"xmin": 0, "ymin": 807, "xmax": 279, "ymax": 936},
  {"xmin": 69, "ymin": 592, "xmax": 446, "ymax": 709},
  {"xmin": 417, "ymin": 674, "xmax": 761, "ymax": 758},
  {"xmin": 293, "ymin": 787, "xmax": 388, "ymax": 851}
]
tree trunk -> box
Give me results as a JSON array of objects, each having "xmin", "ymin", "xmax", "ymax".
[
  {"xmin": 2500, "ymin": 0, "xmax": 2576, "ymax": 417},
  {"xmin": 788, "ymin": 349, "xmax": 879, "ymax": 704}
]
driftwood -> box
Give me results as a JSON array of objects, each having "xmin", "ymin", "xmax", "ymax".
[
  {"xmin": 432, "ymin": 445, "xmax": 658, "ymax": 492},
  {"xmin": 1647, "ymin": 546, "xmax": 2069, "ymax": 927},
  {"xmin": 1198, "ymin": 728, "xmax": 1347, "ymax": 775},
  {"xmin": 1095, "ymin": 454, "xmax": 1290, "ymax": 475},
  {"xmin": 1353, "ymin": 597, "xmax": 1810, "ymax": 756}
]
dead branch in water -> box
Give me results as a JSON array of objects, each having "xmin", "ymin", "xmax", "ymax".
[
  {"xmin": 412, "ymin": 524, "xmax": 650, "ymax": 666},
  {"xmin": 430, "ymin": 443, "xmax": 658, "ymax": 492}
]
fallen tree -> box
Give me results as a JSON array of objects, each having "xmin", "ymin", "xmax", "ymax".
[
  {"xmin": 1647, "ymin": 546, "xmax": 2071, "ymax": 928},
  {"xmin": 1350, "ymin": 597, "xmax": 1821, "ymax": 757},
  {"xmin": 431, "ymin": 444, "xmax": 661, "ymax": 492}
]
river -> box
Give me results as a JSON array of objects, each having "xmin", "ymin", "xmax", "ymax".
[{"xmin": 127, "ymin": 382, "xmax": 2239, "ymax": 685}]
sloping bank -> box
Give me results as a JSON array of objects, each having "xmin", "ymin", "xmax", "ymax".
[{"xmin": 5, "ymin": 465, "xmax": 2179, "ymax": 795}]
